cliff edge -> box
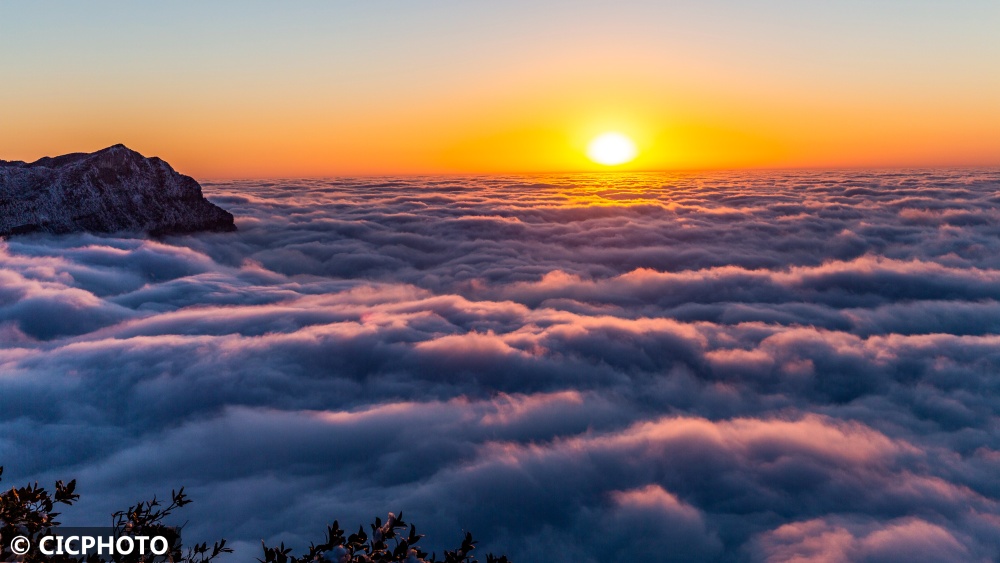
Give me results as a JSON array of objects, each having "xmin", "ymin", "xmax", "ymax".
[{"xmin": 0, "ymin": 145, "xmax": 236, "ymax": 237}]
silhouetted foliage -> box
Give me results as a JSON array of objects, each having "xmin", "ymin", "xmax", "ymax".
[
  {"xmin": 0, "ymin": 465, "xmax": 82, "ymax": 562},
  {"xmin": 259, "ymin": 512, "xmax": 509, "ymax": 563},
  {"xmin": 1, "ymin": 467, "xmax": 508, "ymax": 563},
  {"xmin": 111, "ymin": 488, "xmax": 231, "ymax": 563},
  {"xmin": 0, "ymin": 466, "xmax": 230, "ymax": 563}
]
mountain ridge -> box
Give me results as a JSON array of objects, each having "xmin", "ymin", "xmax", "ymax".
[{"xmin": 0, "ymin": 145, "xmax": 236, "ymax": 237}]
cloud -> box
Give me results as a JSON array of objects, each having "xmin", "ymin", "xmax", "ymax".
[
  {"xmin": 2, "ymin": 170, "xmax": 1000, "ymax": 561},
  {"xmin": 752, "ymin": 517, "xmax": 988, "ymax": 563}
]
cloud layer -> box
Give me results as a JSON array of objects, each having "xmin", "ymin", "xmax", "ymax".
[{"xmin": 2, "ymin": 170, "xmax": 1000, "ymax": 562}]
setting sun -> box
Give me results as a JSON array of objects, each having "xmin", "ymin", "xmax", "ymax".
[{"xmin": 586, "ymin": 132, "xmax": 638, "ymax": 166}]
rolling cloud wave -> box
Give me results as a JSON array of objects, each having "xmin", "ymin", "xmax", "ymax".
[{"xmin": 2, "ymin": 170, "xmax": 999, "ymax": 562}]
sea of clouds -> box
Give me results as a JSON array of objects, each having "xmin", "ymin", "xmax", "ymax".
[{"xmin": 2, "ymin": 170, "xmax": 1000, "ymax": 562}]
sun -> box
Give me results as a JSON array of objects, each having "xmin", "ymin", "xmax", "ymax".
[{"xmin": 586, "ymin": 132, "xmax": 638, "ymax": 166}]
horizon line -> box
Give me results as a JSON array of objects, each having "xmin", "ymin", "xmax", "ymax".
[{"xmin": 195, "ymin": 163, "xmax": 1000, "ymax": 183}]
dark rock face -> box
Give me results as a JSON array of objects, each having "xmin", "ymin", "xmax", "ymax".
[{"xmin": 0, "ymin": 144, "xmax": 236, "ymax": 237}]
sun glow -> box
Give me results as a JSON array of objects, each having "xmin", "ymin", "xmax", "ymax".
[{"xmin": 586, "ymin": 132, "xmax": 638, "ymax": 166}]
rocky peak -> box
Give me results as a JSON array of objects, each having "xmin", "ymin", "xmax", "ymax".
[{"xmin": 0, "ymin": 145, "xmax": 236, "ymax": 237}]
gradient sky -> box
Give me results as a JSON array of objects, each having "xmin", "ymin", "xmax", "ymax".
[{"xmin": 2, "ymin": 0, "xmax": 998, "ymax": 177}]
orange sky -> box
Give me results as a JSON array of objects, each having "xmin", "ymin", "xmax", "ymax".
[{"xmin": 2, "ymin": 1, "xmax": 998, "ymax": 178}]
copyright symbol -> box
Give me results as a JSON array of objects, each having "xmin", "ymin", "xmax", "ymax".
[{"xmin": 10, "ymin": 535, "xmax": 31, "ymax": 555}]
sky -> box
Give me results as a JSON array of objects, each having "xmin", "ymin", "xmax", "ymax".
[{"xmin": 1, "ymin": 0, "xmax": 999, "ymax": 177}]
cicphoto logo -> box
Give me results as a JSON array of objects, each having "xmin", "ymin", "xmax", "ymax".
[
  {"xmin": 38, "ymin": 534, "xmax": 169, "ymax": 556},
  {"xmin": 2, "ymin": 527, "xmax": 179, "ymax": 562}
]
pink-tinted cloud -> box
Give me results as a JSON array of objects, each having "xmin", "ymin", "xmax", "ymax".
[{"xmin": 754, "ymin": 517, "xmax": 985, "ymax": 563}]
